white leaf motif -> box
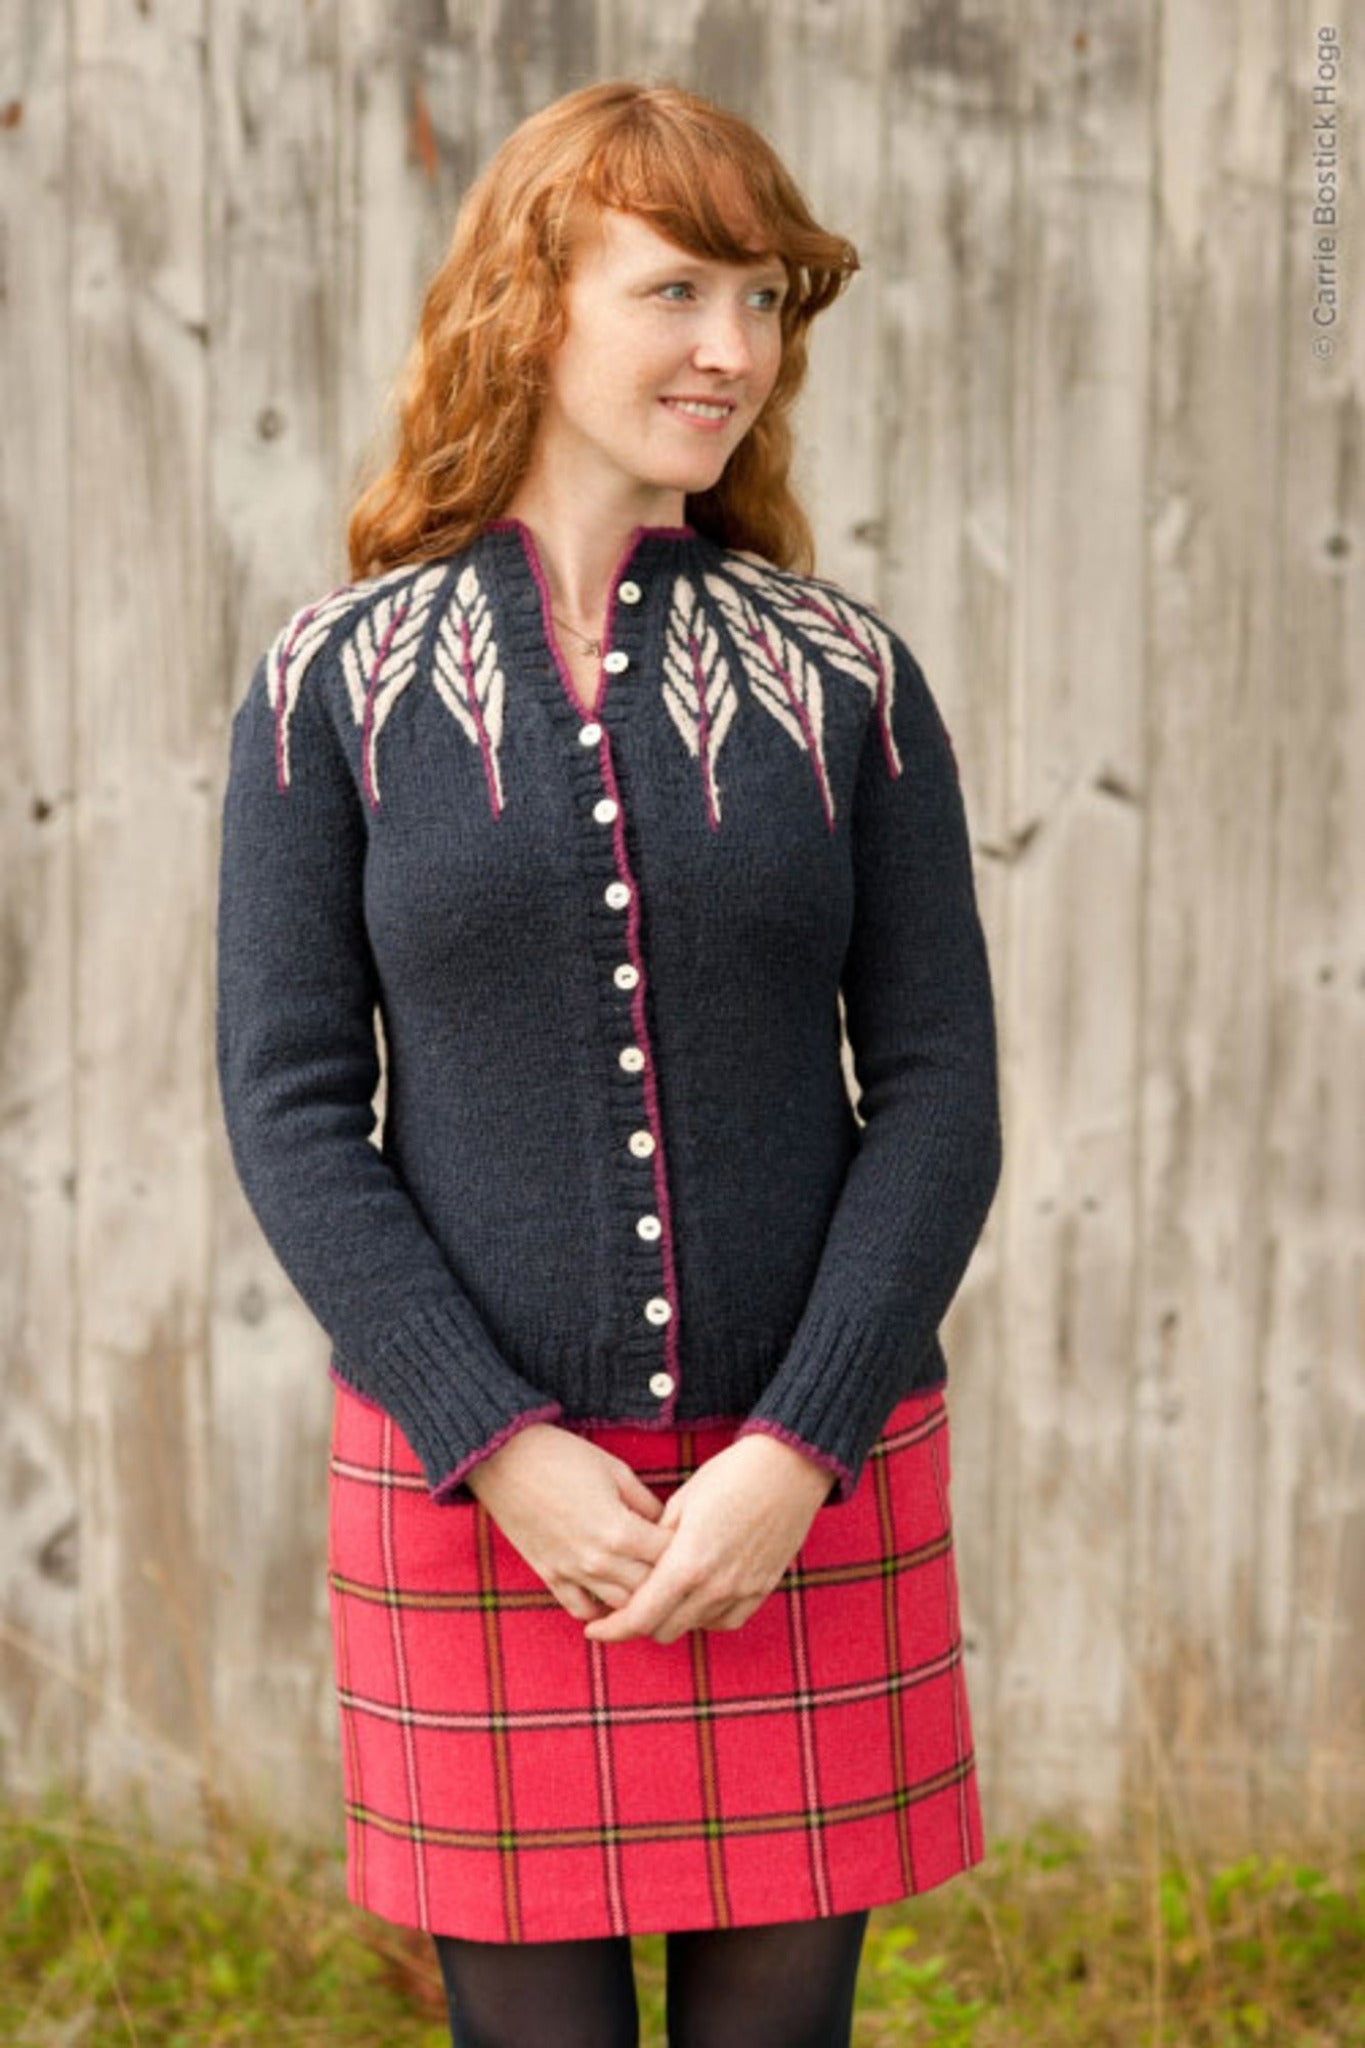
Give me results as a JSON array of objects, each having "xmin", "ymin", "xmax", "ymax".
[
  {"xmin": 264, "ymin": 559, "xmax": 417, "ymax": 788},
  {"xmin": 661, "ymin": 574, "xmax": 739, "ymax": 828},
  {"xmin": 431, "ymin": 563, "xmax": 509, "ymax": 816},
  {"xmin": 703, "ymin": 572, "xmax": 836, "ymax": 827},
  {"xmin": 340, "ymin": 564, "xmax": 450, "ymax": 806},
  {"xmin": 720, "ymin": 556, "xmax": 902, "ymax": 774}
]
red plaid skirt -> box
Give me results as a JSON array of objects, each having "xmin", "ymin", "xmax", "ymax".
[{"xmin": 326, "ymin": 1376, "xmax": 985, "ymax": 1942}]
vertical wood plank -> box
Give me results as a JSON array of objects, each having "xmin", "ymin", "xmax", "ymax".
[
  {"xmin": 0, "ymin": 0, "xmax": 82, "ymax": 1798},
  {"xmin": 70, "ymin": 0, "xmax": 213, "ymax": 1828},
  {"xmin": 1134, "ymin": 0, "xmax": 1288, "ymax": 1847},
  {"xmin": 1256, "ymin": 5, "xmax": 1365, "ymax": 1839},
  {"xmin": 879, "ymin": 0, "xmax": 1104, "ymax": 1831},
  {"xmin": 207, "ymin": 0, "xmax": 348, "ymax": 1840},
  {"xmin": 760, "ymin": 1, "xmax": 885, "ymax": 594},
  {"xmin": 883, "ymin": 0, "xmax": 1025, "ymax": 1835}
]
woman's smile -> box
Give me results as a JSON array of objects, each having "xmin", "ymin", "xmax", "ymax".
[{"xmin": 659, "ymin": 394, "xmax": 740, "ymax": 430}]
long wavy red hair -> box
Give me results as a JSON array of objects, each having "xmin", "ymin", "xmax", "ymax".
[{"xmin": 345, "ymin": 79, "xmax": 859, "ymax": 580}]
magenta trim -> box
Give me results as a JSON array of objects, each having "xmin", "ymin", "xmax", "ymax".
[
  {"xmin": 500, "ymin": 511, "xmax": 690, "ymax": 1419},
  {"xmin": 681, "ymin": 612, "xmax": 722, "ymax": 833},
  {"xmin": 273, "ymin": 605, "xmax": 319, "ymax": 791},
  {"xmin": 514, "ymin": 518, "xmax": 648, "ymax": 721},
  {"xmin": 271, "ymin": 578, "xmax": 365, "ymax": 792},
  {"xmin": 430, "ymin": 1402, "xmax": 564, "ymax": 1503},
  {"xmin": 743, "ymin": 564, "xmax": 902, "ymax": 782},
  {"xmin": 732, "ymin": 1417, "xmax": 854, "ymax": 1495},
  {"xmin": 455, "ymin": 602, "xmax": 505, "ymax": 816},
  {"xmin": 358, "ymin": 585, "xmax": 410, "ymax": 810},
  {"xmin": 491, "ymin": 512, "xmax": 696, "ymax": 720},
  {"xmin": 742, "ymin": 610, "xmax": 836, "ymax": 829},
  {"xmin": 597, "ymin": 739, "xmax": 684, "ymax": 1414}
]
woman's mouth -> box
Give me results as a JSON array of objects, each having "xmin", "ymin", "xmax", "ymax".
[{"xmin": 660, "ymin": 397, "xmax": 737, "ymax": 431}]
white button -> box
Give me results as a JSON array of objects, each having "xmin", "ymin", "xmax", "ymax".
[
  {"xmin": 619, "ymin": 1045, "xmax": 645, "ymax": 1072},
  {"xmin": 613, "ymin": 962, "xmax": 639, "ymax": 991},
  {"xmin": 649, "ymin": 1371, "xmax": 675, "ymax": 1398},
  {"xmin": 603, "ymin": 650, "xmax": 630, "ymax": 674},
  {"xmin": 618, "ymin": 580, "xmax": 642, "ymax": 604},
  {"xmin": 578, "ymin": 721, "xmax": 602, "ymax": 745},
  {"xmin": 629, "ymin": 1129, "xmax": 656, "ymax": 1158},
  {"xmin": 644, "ymin": 1297, "xmax": 672, "ymax": 1325},
  {"xmin": 593, "ymin": 798, "xmax": 619, "ymax": 824},
  {"xmin": 636, "ymin": 1214, "xmax": 661, "ymax": 1240},
  {"xmin": 605, "ymin": 881, "xmax": 631, "ymax": 909}
]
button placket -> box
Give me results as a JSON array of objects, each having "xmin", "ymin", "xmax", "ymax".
[
  {"xmin": 511, "ymin": 528, "xmax": 685, "ymax": 1420},
  {"xmin": 490, "ymin": 518, "xmax": 697, "ymax": 1416},
  {"xmin": 568, "ymin": 582, "xmax": 681, "ymax": 1416}
]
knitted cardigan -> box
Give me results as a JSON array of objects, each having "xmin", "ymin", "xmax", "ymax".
[{"xmin": 215, "ymin": 515, "xmax": 1003, "ymax": 1507}]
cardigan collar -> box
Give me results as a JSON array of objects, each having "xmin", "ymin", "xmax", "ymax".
[{"xmin": 473, "ymin": 514, "xmax": 722, "ymax": 732}]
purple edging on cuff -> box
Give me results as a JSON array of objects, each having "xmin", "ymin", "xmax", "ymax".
[
  {"xmin": 430, "ymin": 1403, "xmax": 564, "ymax": 1504},
  {"xmin": 732, "ymin": 1418, "xmax": 856, "ymax": 1501}
]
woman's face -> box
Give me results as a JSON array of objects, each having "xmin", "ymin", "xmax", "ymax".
[{"xmin": 533, "ymin": 206, "xmax": 788, "ymax": 519}]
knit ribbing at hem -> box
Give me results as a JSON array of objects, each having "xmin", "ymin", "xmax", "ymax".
[
  {"xmin": 341, "ymin": 1293, "xmax": 567, "ymax": 1499},
  {"xmin": 735, "ymin": 1295, "xmax": 947, "ymax": 1503}
]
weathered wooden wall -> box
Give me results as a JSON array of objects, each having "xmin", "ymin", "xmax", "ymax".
[{"xmin": 1, "ymin": 0, "xmax": 1360, "ymax": 1866}]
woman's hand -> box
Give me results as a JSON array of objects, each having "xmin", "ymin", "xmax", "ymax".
[
  {"xmin": 581, "ymin": 1434, "xmax": 835, "ymax": 1646},
  {"xmin": 463, "ymin": 1423, "xmax": 675, "ymax": 1622}
]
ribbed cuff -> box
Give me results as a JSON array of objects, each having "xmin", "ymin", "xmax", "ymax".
[
  {"xmin": 730, "ymin": 1417, "xmax": 850, "ymax": 1501},
  {"xmin": 736, "ymin": 1292, "xmax": 938, "ymax": 1504},
  {"xmin": 341, "ymin": 1293, "xmax": 566, "ymax": 1501},
  {"xmin": 431, "ymin": 1404, "xmax": 564, "ymax": 1505}
]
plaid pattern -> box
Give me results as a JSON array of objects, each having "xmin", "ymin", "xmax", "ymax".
[{"xmin": 326, "ymin": 1378, "xmax": 985, "ymax": 1942}]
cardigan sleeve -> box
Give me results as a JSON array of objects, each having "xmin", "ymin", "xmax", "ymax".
[
  {"xmin": 214, "ymin": 645, "xmax": 564, "ymax": 1505},
  {"xmin": 733, "ymin": 636, "xmax": 1003, "ymax": 1503}
]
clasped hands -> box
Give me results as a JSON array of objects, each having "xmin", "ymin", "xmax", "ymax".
[{"xmin": 464, "ymin": 1421, "xmax": 835, "ymax": 1645}]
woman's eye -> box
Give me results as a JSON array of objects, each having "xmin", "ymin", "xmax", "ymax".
[{"xmin": 656, "ymin": 281, "xmax": 784, "ymax": 310}]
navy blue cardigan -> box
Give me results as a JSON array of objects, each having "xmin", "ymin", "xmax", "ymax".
[{"xmin": 215, "ymin": 516, "xmax": 1002, "ymax": 1506}]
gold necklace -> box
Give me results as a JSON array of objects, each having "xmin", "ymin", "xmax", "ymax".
[{"xmin": 550, "ymin": 609, "xmax": 603, "ymax": 657}]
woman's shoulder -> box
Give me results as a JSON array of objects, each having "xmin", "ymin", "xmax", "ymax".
[
  {"xmin": 265, "ymin": 555, "xmax": 446, "ymax": 653},
  {"xmin": 247, "ymin": 555, "xmax": 449, "ymax": 705}
]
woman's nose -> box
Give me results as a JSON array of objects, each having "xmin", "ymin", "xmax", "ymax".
[{"xmin": 690, "ymin": 301, "xmax": 757, "ymax": 375}]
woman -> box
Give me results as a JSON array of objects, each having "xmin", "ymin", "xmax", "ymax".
[{"xmin": 216, "ymin": 77, "xmax": 1003, "ymax": 2048}]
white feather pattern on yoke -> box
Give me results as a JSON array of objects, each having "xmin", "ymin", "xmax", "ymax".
[
  {"xmin": 263, "ymin": 560, "xmax": 416, "ymax": 788},
  {"xmin": 702, "ymin": 571, "xmax": 836, "ymax": 825},
  {"xmin": 720, "ymin": 557, "xmax": 902, "ymax": 774},
  {"xmin": 431, "ymin": 564, "xmax": 509, "ymax": 816},
  {"xmin": 661, "ymin": 574, "xmax": 740, "ymax": 828},
  {"xmin": 340, "ymin": 564, "xmax": 450, "ymax": 805}
]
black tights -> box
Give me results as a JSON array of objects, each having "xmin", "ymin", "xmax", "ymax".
[{"xmin": 432, "ymin": 1907, "xmax": 871, "ymax": 2047}]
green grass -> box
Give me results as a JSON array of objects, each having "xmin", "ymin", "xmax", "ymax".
[{"xmin": 2, "ymin": 1785, "xmax": 1361, "ymax": 2044}]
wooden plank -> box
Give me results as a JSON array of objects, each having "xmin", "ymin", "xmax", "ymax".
[
  {"xmin": 874, "ymin": 0, "xmax": 1025, "ymax": 1836},
  {"xmin": 948, "ymin": 0, "xmax": 1154, "ymax": 1833},
  {"xmin": 760, "ymin": 3, "xmax": 885, "ymax": 592},
  {"xmin": 1134, "ymin": 0, "xmax": 1288, "ymax": 1850},
  {"xmin": 1255, "ymin": 4, "xmax": 1365, "ymax": 1844},
  {"xmin": 207, "ymin": 0, "xmax": 349, "ymax": 1843},
  {"xmin": 0, "ymin": 0, "xmax": 83, "ymax": 1800},
  {"xmin": 70, "ymin": 0, "xmax": 213, "ymax": 1829}
]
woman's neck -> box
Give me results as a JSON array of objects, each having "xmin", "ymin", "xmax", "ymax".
[{"xmin": 502, "ymin": 476, "xmax": 688, "ymax": 626}]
